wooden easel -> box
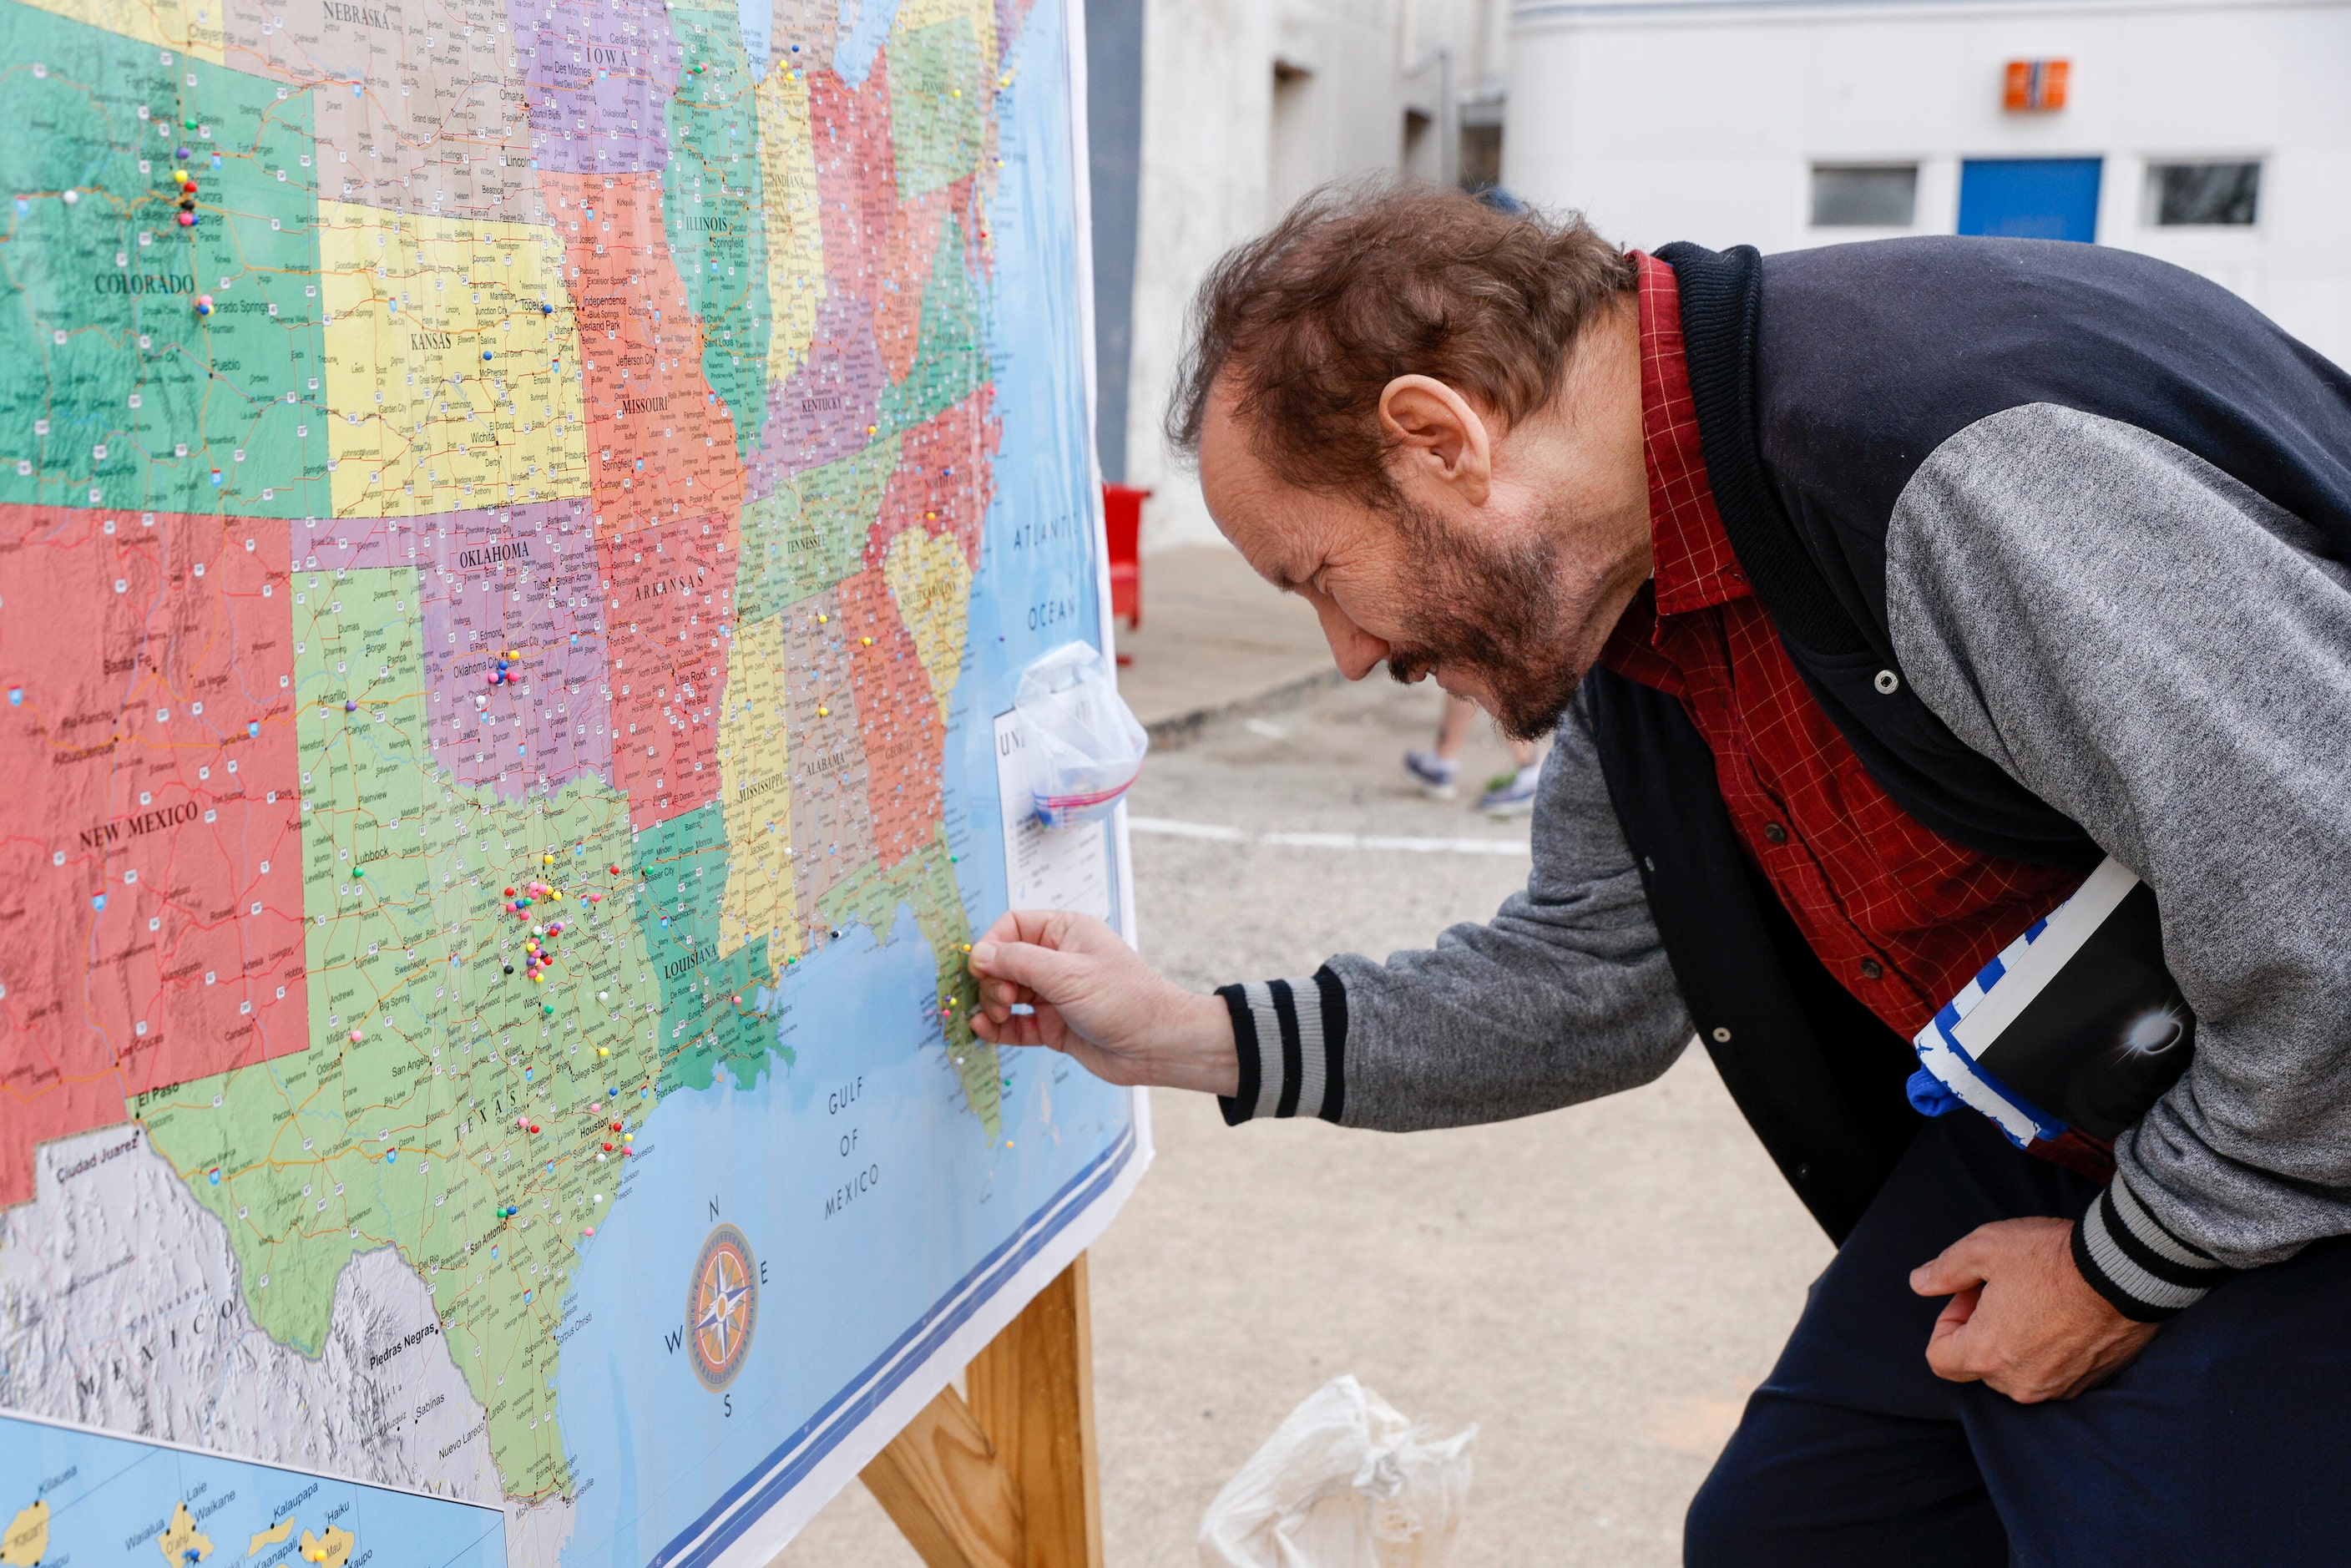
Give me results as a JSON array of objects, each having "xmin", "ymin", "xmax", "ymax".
[{"xmin": 859, "ymin": 1255, "xmax": 1105, "ymax": 1568}]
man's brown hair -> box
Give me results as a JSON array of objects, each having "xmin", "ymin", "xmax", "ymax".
[{"xmin": 1166, "ymin": 178, "xmax": 1637, "ymax": 507}]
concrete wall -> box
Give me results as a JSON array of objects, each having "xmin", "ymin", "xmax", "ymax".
[
  {"xmin": 1505, "ymin": 0, "xmax": 2351, "ymax": 366},
  {"xmin": 1120, "ymin": 0, "xmax": 1508, "ymax": 551}
]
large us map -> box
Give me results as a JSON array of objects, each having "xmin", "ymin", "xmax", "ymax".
[{"xmin": 0, "ymin": 1, "xmax": 1144, "ymax": 1563}]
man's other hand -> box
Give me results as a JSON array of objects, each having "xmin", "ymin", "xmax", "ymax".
[
  {"xmin": 1909, "ymin": 1216, "xmax": 2159, "ymax": 1403},
  {"xmin": 967, "ymin": 911, "xmax": 1239, "ymax": 1097}
]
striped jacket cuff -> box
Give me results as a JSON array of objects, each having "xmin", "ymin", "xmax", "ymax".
[
  {"xmin": 2071, "ymin": 1174, "xmax": 2234, "ymax": 1321},
  {"xmin": 1214, "ymin": 968, "xmax": 1347, "ymax": 1125}
]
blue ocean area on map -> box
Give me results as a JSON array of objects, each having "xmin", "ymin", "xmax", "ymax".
[
  {"xmin": 551, "ymin": 3, "xmax": 1130, "ymax": 1560},
  {"xmin": 0, "ymin": 1414, "xmax": 507, "ymax": 1568}
]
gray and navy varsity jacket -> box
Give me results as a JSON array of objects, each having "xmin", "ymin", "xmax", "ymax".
[{"xmin": 1215, "ymin": 237, "xmax": 2351, "ymax": 1323}]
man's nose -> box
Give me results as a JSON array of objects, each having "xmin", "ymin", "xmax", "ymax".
[{"xmin": 1307, "ymin": 591, "xmax": 1391, "ymax": 681}]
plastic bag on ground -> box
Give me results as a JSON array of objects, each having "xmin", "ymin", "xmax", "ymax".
[
  {"xmin": 1014, "ymin": 640, "xmax": 1148, "ymax": 827},
  {"xmin": 1199, "ymin": 1374, "xmax": 1478, "ymax": 1568}
]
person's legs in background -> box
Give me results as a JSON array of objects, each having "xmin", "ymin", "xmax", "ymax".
[
  {"xmin": 1403, "ymin": 692, "xmax": 1479, "ymax": 799},
  {"xmin": 1403, "ymin": 692, "xmax": 1543, "ymax": 814}
]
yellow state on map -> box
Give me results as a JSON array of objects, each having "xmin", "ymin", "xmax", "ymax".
[
  {"xmin": 896, "ymin": 0, "xmax": 998, "ymax": 63},
  {"xmin": 3, "ymin": 1501, "xmax": 47, "ymax": 1568},
  {"xmin": 882, "ymin": 528, "xmax": 973, "ymax": 718},
  {"xmin": 715, "ymin": 611, "xmax": 801, "ymax": 974},
  {"xmin": 757, "ymin": 60, "xmax": 825, "ymax": 383},
  {"xmin": 156, "ymin": 1503, "xmax": 211, "ymax": 1568},
  {"xmin": 296, "ymin": 1528, "xmax": 353, "ymax": 1568},
  {"xmin": 13, "ymin": 0, "xmax": 223, "ymax": 61},
  {"xmin": 317, "ymin": 202, "xmax": 589, "ymax": 518},
  {"xmin": 246, "ymin": 1519, "xmax": 293, "ymax": 1557}
]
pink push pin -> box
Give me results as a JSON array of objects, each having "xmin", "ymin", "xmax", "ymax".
[
  {"xmin": 583, "ymin": 1227, "xmax": 595, "ymax": 1237},
  {"xmin": 349, "ymin": 1029, "xmax": 363, "ymax": 1043}
]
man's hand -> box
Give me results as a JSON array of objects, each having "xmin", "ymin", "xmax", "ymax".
[
  {"xmin": 967, "ymin": 910, "xmax": 1238, "ymax": 1097},
  {"xmin": 1909, "ymin": 1216, "xmax": 2158, "ymax": 1403}
]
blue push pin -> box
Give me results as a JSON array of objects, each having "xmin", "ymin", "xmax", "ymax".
[
  {"xmin": 483, "ymin": 350, "xmax": 493, "ymax": 361},
  {"xmin": 541, "ymin": 302, "xmax": 554, "ymax": 314}
]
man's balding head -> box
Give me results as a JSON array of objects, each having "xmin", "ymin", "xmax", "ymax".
[{"xmin": 1175, "ymin": 180, "xmax": 1655, "ymax": 741}]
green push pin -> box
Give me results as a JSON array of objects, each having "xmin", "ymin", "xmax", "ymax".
[
  {"xmin": 353, "ymin": 866, "xmax": 365, "ymax": 878},
  {"xmin": 542, "ymin": 1004, "xmax": 554, "ymax": 1015}
]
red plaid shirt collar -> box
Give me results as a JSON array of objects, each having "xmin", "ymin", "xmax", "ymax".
[{"xmin": 1604, "ymin": 252, "xmax": 1753, "ymax": 685}]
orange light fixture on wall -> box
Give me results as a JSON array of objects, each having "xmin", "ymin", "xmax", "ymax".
[{"xmin": 2004, "ymin": 58, "xmax": 2070, "ymax": 111}]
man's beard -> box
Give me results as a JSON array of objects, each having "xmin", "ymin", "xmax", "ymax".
[{"xmin": 1381, "ymin": 494, "xmax": 1590, "ymax": 743}]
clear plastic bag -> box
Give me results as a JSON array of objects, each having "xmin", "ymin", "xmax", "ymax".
[
  {"xmin": 1199, "ymin": 1375, "xmax": 1477, "ymax": 1568},
  {"xmin": 1014, "ymin": 640, "xmax": 1148, "ymax": 828}
]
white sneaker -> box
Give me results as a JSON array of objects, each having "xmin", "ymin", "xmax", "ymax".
[
  {"xmin": 1479, "ymin": 764, "xmax": 1541, "ymax": 817},
  {"xmin": 1403, "ymin": 748, "xmax": 1459, "ymax": 800}
]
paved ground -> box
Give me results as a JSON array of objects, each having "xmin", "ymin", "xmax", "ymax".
[
  {"xmin": 780, "ymin": 676, "xmax": 1833, "ymax": 1566},
  {"xmin": 1106, "ymin": 544, "xmax": 1337, "ymax": 741}
]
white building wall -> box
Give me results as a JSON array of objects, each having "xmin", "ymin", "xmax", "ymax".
[
  {"xmin": 1122, "ymin": 0, "xmax": 1500, "ymax": 550},
  {"xmin": 1504, "ymin": 0, "xmax": 2351, "ymax": 365}
]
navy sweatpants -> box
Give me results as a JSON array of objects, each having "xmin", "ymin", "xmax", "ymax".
[{"xmin": 1686, "ymin": 1112, "xmax": 2351, "ymax": 1566}]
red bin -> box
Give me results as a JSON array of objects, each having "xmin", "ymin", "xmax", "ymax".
[{"xmin": 1103, "ymin": 482, "xmax": 1150, "ymax": 630}]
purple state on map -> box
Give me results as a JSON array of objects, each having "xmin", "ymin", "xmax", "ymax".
[
  {"xmin": 751, "ymin": 286, "xmax": 886, "ymax": 493},
  {"xmin": 300, "ymin": 503, "xmax": 614, "ymax": 799},
  {"xmin": 512, "ymin": 0, "xmax": 682, "ymax": 175}
]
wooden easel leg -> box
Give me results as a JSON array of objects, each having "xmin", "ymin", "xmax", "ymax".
[
  {"xmin": 968, "ymin": 1256, "xmax": 1105, "ymax": 1568},
  {"xmin": 860, "ymin": 1255, "xmax": 1105, "ymax": 1568}
]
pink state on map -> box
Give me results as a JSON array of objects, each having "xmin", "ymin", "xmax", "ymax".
[
  {"xmin": 298, "ymin": 503, "xmax": 613, "ymax": 801},
  {"xmin": 752, "ymin": 285, "xmax": 886, "ymax": 489},
  {"xmin": 511, "ymin": 0, "xmax": 684, "ymax": 175},
  {"xmin": 0, "ymin": 506, "xmax": 306, "ymax": 1210}
]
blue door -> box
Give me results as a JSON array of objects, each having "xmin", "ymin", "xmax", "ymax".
[{"xmin": 1957, "ymin": 157, "xmax": 2103, "ymax": 242}]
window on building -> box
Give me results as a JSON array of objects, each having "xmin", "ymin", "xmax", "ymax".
[
  {"xmin": 1402, "ymin": 109, "xmax": 1435, "ymax": 182},
  {"xmin": 1460, "ymin": 124, "xmax": 1502, "ymax": 194},
  {"xmin": 1810, "ymin": 164, "xmax": 1919, "ymax": 227},
  {"xmin": 1459, "ymin": 99, "xmax": 1504, "ymax": 195},
  {"xmin": 2146, "ymin": 161, "xmax": 2260, "ymax": 226},
  {"xmin": 1269, "ymin": 61, "xmax": 1314, "ymax": 220}
]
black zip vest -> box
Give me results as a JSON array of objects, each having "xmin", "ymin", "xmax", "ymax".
[{"xmin": 1585, "ymin": 238, "xmax": 2351, "ymax": 1240}]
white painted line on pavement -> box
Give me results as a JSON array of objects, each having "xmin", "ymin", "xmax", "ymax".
[{"xmin": 1126, "ymin": 816, "xmax": 1531, "ymax": 857}]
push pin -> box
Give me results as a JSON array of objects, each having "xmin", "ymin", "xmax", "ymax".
[{"xmin": 349, "ymin": 1029, "xmax": 363, "ymax": 1042}]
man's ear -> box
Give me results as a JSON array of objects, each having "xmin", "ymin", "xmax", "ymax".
[{"xmin": 1378, "ymin": 376, "xmax": 1493, "ymax": 506}]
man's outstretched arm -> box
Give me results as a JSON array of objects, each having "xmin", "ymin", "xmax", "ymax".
[{"xmin": 969, "ymin": 706, "xmax": 1696, "ymax": 1132}]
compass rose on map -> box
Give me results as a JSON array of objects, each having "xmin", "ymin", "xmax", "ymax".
[{"xmin": 685, "ymin": 1223, "xmax": 759, "ymax": 1392}]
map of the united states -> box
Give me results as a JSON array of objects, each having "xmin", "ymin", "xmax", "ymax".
[{"xmin": 0, "ymin": 3, "xmax": 1121, "ymax": 1562}]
